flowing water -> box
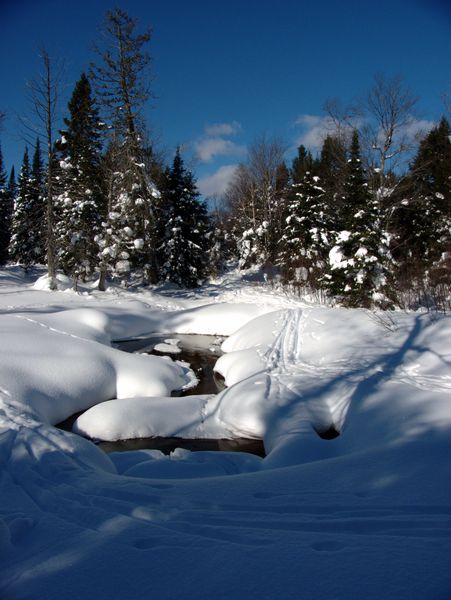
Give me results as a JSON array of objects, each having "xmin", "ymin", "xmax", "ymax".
[{"xmin": 57, "ymin": 334, "xmax": 266, "ymax": 457}]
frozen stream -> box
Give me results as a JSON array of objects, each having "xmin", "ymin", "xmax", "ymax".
[
  {"xmin": 58, "ymin": 334, "xmax": 266, "ymax": 457},
  {"xmin": 116, "ymin": 333, "xmax": 226, "ymax": 396}
]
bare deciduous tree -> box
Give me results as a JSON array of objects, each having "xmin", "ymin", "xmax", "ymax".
[
  {"xmin": 247, "ymin": 135, "xmax": 287, "ymax": 228},
  {"xmin": 362, "ymin": 73, "xmax": 418, "ymax": 177},
  {"xmin": 224, "ymin": 135, "xmax": 287, "ymax": 265},
  {"xmin": 323, "ymin": 97, "xmax": 358, "ymax": 144},
  {"xmin": 90, "ymin": 8, "xmax": 152, "ymax": 141},
  {"xmin": 226, "ymin": 136, "xmax": 287, "ymax": 228},
  {"xmin": 26, "ymin": 48, "xmax": 64, "ymax": 290},
  {"xmin": 225, "ymin": 164, "xmax": 258, "ymax": 227}
]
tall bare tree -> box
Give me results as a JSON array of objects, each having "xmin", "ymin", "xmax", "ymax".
[
  {"xmin": 362, "ymin": 73, "xmax": 418, "ymax": 179},
  {"xmin": 26, "ymin": 48, "xmax": 63, "ymax": 289},
  {"xmin": 323, "ymin": 97, "xmax": 357, "ymax": 145},
  {"xmin": 91, "ymin": 8, "xmax": 151, "ymax": 140},
  {"xmin": 225, "ymin": 135, "xmax": 287, "ymax": 266}
]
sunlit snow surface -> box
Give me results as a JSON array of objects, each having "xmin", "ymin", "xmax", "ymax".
[{"xmin": 1, "ymin": 266, "xmax": 451, "ymax": 600}]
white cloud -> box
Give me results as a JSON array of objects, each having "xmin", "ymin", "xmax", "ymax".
[
  {"xmin": 294, "ymin": 114, "xmax": 341, "ymax": 151},
  {"xmin": 402, "ymin": 118, "xmax": 435, "ymax": 141},
  {"xmin": 195, "ymin": 137, "xmax": 246, "ymax": 163},
  {"xmin": 194, "ymin": 121, "xmax": 245, "ymax": 163},
  {"xmin": 197, "ymin": 164, "xmax": 238, "ymax": 197},
  {"xmin": 205, "ymin": 121, "xmax": 241, "ymax": 137},
  {"xmin": 292, "ymin": 113, "xmax": 436, "ymax": 158}
]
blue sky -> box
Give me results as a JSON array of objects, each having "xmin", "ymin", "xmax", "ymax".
[{"xmin": 0, "ymin": 0, "xmax": 450, "ymax": 198}]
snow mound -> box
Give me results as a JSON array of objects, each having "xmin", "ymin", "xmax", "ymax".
[
  {"xmin": 33, "ymin": 272, "xmax": 74, "ymax": 291},
  {"xmin": 74, "ymin": 395, "xmax": 224, "ymax": 441},
  {"xmin": 0, "ymin": 309, "xmax": 192, "ymax": 425},
  {"xmin": 1, "ymin": 267, "xmax": 451, "ymax": 599}
]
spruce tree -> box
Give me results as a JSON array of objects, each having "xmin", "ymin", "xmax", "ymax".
[
  {"xmin": 278, "ymin": 170, "xmax": 331, "ymax": 288},
  {"xmin": 388, "ymin": 117, "xmax": 451, "ymax": 307},
  {"xmin": 158, "ymin": 149, "xmax": 210, "ymax": 287},
  {"xmin": 10, "ymin": 148, "xmax": 35, "ymax": 267},
  {"xmin": 8, "ymin": 166, "xmax": 16, "ymax": 200},
  {"xmin": 0, "ymin": 145, "xmax": 13, "ymax": 264},
  {"xmin": 29, "ymin": 139, "xmax": 47, "ymax": 263},
  {"xmin": 325, "ymin": 130, "xmax": 386, "ymax": 306},
  {"xmin": 291, "ymin": 145, "xmax": 315, "ymax": 184},
  {"xmin": 91, "ymin": 8, "xmax": 158, "ymax": 285},
  {"xmin": 393, "ymin": 117, "xmax": 451, "ymax": 273},
  {"xmin": 318, "ymin": 134, "xmax": 347, "ymax": 231},
  {"xmin": 55, "ymin": 73, "xmax": 104, "ymax": 286}
]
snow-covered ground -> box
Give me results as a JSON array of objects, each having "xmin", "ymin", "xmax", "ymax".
[{"xmin": 1, "ymin": 266, "xmax": 450, "ymax": 599}]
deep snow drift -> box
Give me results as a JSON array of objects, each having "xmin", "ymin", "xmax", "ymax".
[{"xmin": 1, "ymin": 266, "xmax": 450, "ymax": 600}]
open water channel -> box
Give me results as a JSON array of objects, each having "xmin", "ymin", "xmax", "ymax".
[{"xmin": 58, "ymin": 334, "xmax": 266, "ymax": 457}]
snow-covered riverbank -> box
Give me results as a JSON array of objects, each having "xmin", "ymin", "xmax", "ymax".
[{"xmin": 1, "ymin": 266, "xmax": 450, "ymax": 599}]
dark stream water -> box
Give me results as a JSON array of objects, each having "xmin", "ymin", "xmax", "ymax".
[
  {"xmin": 57, "ymin": 334, "xmax": 265, "ymax": 458},
  {"xmin": 116, "ymin": 333, "xmax": 227, "ymax": 397}
]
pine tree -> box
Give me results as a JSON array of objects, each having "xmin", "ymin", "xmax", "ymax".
[
  {"xmin": 29, "ymin": 139, "xmax": 47, "ymax": 263},
  {"xmin": 393, "ymin": 118, "xmax": 451, "ymax": 271},
  {"xmin": 10, "ymin": 148, "xmax": 35, "ymax": 267},
  {"xmin": 278, "ymin": 170, "xmax": 331, "ymax": 288},
  {"xmin": 0, "ymin": 145, "xmax": 14, "ymax": 264},
  {"xmin": 318, "ymin": 134, "xmax": 347, "ymax": 231},
  {"xmin": 389, "ymin": 117, "xmax": 451, "ymax": 307},
  {"xmin": 325, "ymin": 130, "xmax": 386, "ymax": 306},
  {"xmin": 7, "ymin": 166, "xmax": 16, "ymax": 200},
  {"xmin": 55, "ymin": 74, "xmax": 104, "ymax": 286},
  {"xmin": 291, "ymin": 145, "xmax": 315, "ymax": 184},
  {"xmin": 158, "ymin": 149, "xmax": 210, "ymax": 287},
  {"xmin": 91, "ymin": 8, "xmax": 159, "ymax": 285}
]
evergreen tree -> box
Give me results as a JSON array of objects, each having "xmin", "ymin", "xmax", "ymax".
[
  {"xmin": 10, "ymin": 148, "xmax": 35, "ymax": 267},
  {"xmin": 325, "ymin": 130, "xmax": 386, "ymax": 306},
  {"xmin": 291, "ymin": 145, "xmax": 315, "ymax": 184},
  {"xmin": 91, "ymin": 8, "xmax": 158, "ymax": 285},
  {"xmin": 318, "ymin": 134, "xmax": 347, "ymax": 230},
  {"xmin": 278, "ymin": 170, "xmax": 331, "ymax": 288},
  {"xmin": 29, "ymin": 139, "xmax": 47, "ymax": 263},
  {"xmin": 392, "ymin": 117, "xmax": 451, "ymax": 278},
  {"xmin": 8, "ymin": 166, "xmax": 16, "ymax": 200},
  {"xmin": 0, "ymin": 145, "xmax": 14, "ymax": 264},
  {"xmin": 55, "ymin": 73, "xmax": 104, "ymax": 286},
  {"xmin": 158, "ymin": 149, "xmax": 210, "ymax": 287}
]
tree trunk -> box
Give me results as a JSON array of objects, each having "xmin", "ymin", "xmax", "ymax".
[{"xmin": 98, "ymin": 266, "xmax": 107, "ymax": 291}]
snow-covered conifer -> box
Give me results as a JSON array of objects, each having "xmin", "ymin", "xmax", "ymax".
[
  {"xmin": 158, "ymin": 149, "xmax": 210, "ymax": 287},
  {"xmin": 325, "ymin": 130, "xmax": 387, "ymax": 306},
  {"xmin": 29, "ymin": 139, "xmax": 47, "ymax": 263},
  {"xmin": 278, "ymin": 170, "xmax": 331, "ymax": 287},
  {"xmin": 10, "ymin": 148, "xmax": 35, "ymax": 267},
  {"xmin": 54, "ymin": 74, "xmax": 104, "ymax": 286},
  {"xmin": 0, "ymin": 145, "xmax": 14, "ymax": 264},
  {"xmin": 391, "ymin": 117, "xmax": 450, "ymax": 288},
  {"xmin": 91, "ymin": 9, "xmax": 159, "ymax": 286}
]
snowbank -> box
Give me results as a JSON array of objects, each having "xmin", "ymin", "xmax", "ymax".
[
  {"xmin": 73, "ymin": 395, "xmax": 225, "ymax": 441},
  {"xmin": 1, "ymin": 267, "xmax": 451, "ymax": 600},
  {"xmin": 0, "ymin": 309, "xmax": 190, "ymax": 425}
]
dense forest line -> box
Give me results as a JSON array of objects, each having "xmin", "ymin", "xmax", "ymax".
[{"xmin": 0, "ymin": 8, "xmax": 449, "ymax": 310}]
